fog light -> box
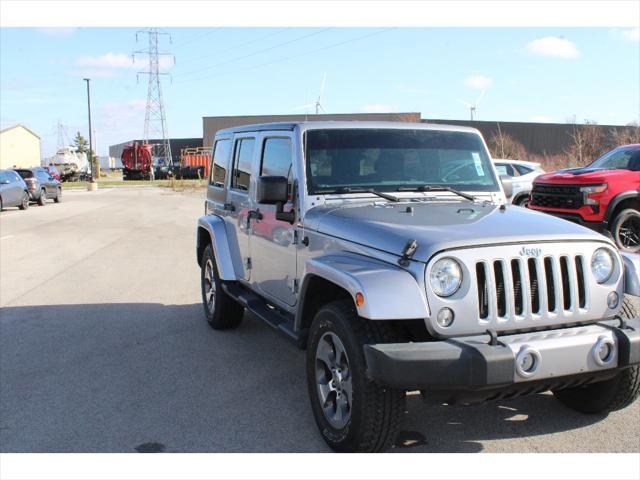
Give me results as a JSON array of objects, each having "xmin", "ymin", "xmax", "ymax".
[
  {"xmin": 607, "ymin": 291, "xmax": 619, "ymax": 309},
  {"xmin": 436, "ymin": 308, "xmax": 455, "ymax": 328},
  {"xmin": 592, "ymin": 336, "xmax": 616, "ymax": 366},
  {"xmin": 515, "ymin": 346, "xmax": 541, "ymax": 378}
]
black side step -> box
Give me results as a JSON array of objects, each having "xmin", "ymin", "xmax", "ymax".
[{"xmin": 221, "ymin": 282, "xmax": 306, "ymax": 348}]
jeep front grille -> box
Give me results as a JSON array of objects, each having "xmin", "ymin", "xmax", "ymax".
[{"xmin": 475, "ymin": 254, "xmax": 587, "ymax": 323}]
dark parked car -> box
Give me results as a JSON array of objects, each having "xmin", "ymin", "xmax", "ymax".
[
  {"xmin": 14, "ymin": 167, "xmax": 62, "ymax": 206},
  {"xmin": 0, "ymin": 169, "xmax": 30, "ymax": 211}
]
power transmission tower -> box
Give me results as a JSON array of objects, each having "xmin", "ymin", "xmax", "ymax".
[{"xmin": 134, "ymin": 28, "xmax": 174, "ymax": 170}]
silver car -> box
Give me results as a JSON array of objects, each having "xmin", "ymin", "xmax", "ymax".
[
  {"xmin": 494, "ymin": 158, "xmax": 545, "ymax": 206},
  {"xmin": 0, "ymin": 169, "xmax": 29, "ymax": 211},
  {"xmin": 196, "ymin": 122, "xmax": 639, "ymax": 452}
]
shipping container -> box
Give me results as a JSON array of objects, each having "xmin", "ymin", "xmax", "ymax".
[{"xmin": 181, "ymin": 147, "xmax": 212, "ymax": 179}]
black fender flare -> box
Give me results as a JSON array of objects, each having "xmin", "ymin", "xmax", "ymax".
[{"xmin": 604, "ymin": 190, "xmax": 640, "ymax": 225}]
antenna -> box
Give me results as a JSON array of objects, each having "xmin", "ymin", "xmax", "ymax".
[{"xmin": 134, "ymin": 28, "xmax": 174, "ymax": 169}]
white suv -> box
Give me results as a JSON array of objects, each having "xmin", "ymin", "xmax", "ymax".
[{"xmin": 494, "ymin": 158, "xmax": 545, "ymax": 207}]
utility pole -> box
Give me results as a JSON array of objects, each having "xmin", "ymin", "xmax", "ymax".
[
  {"xmin": 134, "ymin": 29, "xmax": 174, "ymax": 173},
  {"xmin": 83, "ymin": 78, "xmax": 94, "ymax": 182}
]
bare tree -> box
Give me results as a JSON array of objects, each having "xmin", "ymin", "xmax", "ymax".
[
  {"xmin": 609, "ymin": 122, "xmax": 640, "ymax": 147},
  {"xmin": 565, "ymin": 120, "xmax": 607, "ymax": 167},
  {"xmin": 488, "ymin": 125, "xmax": 528, "ymax": 160}
]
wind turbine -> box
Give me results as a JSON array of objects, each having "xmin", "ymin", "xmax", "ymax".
[
  {"xmin": 294, "ymin": 73, "xmax": 327, "ymax": 114},
  {"xmin": 457, "ymin": 88, "xmax": 486, "ymax": 121}
]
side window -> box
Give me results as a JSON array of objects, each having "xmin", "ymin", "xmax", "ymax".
[
  {"xmin": 0, "ymin": 171, "xmax": 7, "ymax": 183},
  {"xmin": 210, "ymin": 139, "xmax": 231, "ymax": 188},
  {"xmin": 231, "ymin": 138, "xmax": 255, "ymax": 192},
  {"xmin": 261, "ymin": 138, "xmax": 292, "ymax": 179},
  {"xmin": 514, "ymin": 165, "xmax": 533, "ymax": 175},
  {"xmin": 495, "ymin": 163, "xmax": 515, "ymax": 177}
]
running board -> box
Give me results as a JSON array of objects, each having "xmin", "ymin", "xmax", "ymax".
[{"xmin": 221, "ymin": 282, "xmax": 306, "ymax": 348}]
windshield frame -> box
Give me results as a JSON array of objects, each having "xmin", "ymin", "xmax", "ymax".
[{"xmin": 302, "ymin": 127, "xmax": 501, "ymax": 196}]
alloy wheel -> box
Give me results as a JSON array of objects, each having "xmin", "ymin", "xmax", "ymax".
[
  {"xmin": 315, "ymin": 332, "xmax": 353, "ymax": 429},
  {"xmin": 203, "ymin": 258, "xmax": 217, "ymax": 313},
  {"xmin": 617, "ymin": 214, "xmax": 640, "ymax": 249}
]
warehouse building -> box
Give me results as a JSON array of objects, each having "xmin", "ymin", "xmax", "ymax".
[
  {"xmin": 0, "ymin": 124, "xmax": 41, "ymax": 169},
  {"xmin": 201, "ymin": 113, "xmax": 421, "ymax": 148},
  {"xmin": 423, "ymin": 119, "xmax": 637, "ymax": 156}
]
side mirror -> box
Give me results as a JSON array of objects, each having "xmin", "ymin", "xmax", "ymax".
[
  {"xmin": 256, "ymin": 176, "xmax": 295, "ymax": 224},
  {"xmin": 500, "ymin": 176, "xmax": 513, "ymax": 199},
  {"xmin": 256, "ymin": 176, "xmax": 288, "ymax": 204}
]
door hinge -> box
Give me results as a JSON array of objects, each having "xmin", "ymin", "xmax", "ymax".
[
  {"xmin": 244, "ymin": 257, "xmax": 252, "ymax": 270},
  {"xmin": 293, "ymin": 278, "xmax": 299, "ymax": 294}
]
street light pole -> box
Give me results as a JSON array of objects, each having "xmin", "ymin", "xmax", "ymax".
[{"xmin": 83, "ymin": 78, "xmax": 94, "ymax": 182}]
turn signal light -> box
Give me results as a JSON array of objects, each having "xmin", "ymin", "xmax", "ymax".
[{"xmin": 355, "ymin": 292, "xmax": 365, "ymax": 307}]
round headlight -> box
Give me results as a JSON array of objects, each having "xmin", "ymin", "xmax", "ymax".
[
  {"xmin": 591, "ymin": 248, "xmax": 614, "ymax": 284},
  {"xmin": 429, "ymin": 258, "xmax": 463, "ymax": 297}
]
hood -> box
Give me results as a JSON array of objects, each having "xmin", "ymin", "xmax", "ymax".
[
  {"xmin": 305, "ymin": 200, "xmax": 607, "ymax": 262},
  {"xmin": 535, "ymin": 168, "xmax": 632, "ymax": 184}
]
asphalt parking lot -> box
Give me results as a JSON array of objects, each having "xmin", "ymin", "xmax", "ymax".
[{"xmin": 0, "ymin": 187, "xmax": 638, "ymax": 453}]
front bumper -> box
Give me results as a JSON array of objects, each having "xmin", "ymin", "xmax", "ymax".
[{"xmin": 364, "ymin": 318, "xmax": 640, "ymax": 399}]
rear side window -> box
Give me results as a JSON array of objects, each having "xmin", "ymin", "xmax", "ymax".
[
  {"xmin": 231, "ymin": 138, "xmax": 255, "ymax": 192},
  {"xmin": 15, "ymin": 170, "xmax": 32, "ymax": 179},
  {"xmin": 261, "ymin": 138, "xmax": 292, "ymax": 178},
  {"xmin": 210, "ymin": 139, "xmax": 231, "ymax": 188},
  {"xmin": 514, "ymin": 165, "xmax": 533, "ymax": 175}
]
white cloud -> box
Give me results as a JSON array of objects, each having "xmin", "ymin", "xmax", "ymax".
[
  {"xmin": 525, "ymin": 36, "xmax": 579, "ymax": 58},
  {"xmin": 360, "ymin": 104, "xmax": 395, "ymax": 113},
  {"xmin": 621, "ymin": 28, "xmax": 640, "ymax": 42},
  {"xmin": 36, "ymin": 28, "xmax": 77, "ymax": 37},
  {"xmin": 530, "ymin": 115, "xmax": 554, "ymax": 123},
  {"xmin": 464, "ymin": 75, "xmax": 492, "ymax": 90}
]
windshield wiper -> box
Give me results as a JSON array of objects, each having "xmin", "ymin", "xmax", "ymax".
[
  {"xmin": 396, "ymin": 185, "xmax": 477, "ymax": 202},
  {"xmin": 315, "ymin": 187, "xmax": 400, "ymax": 202}
]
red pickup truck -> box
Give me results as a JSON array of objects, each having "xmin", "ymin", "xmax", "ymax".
[{"xmin": 528, "ymin": 144, "xmax": 640, "ymax": 253}]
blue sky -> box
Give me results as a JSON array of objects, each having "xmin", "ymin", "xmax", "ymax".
[{"xmin": 1, "ymin": 27, "xmax": 638, "ymax": 157}]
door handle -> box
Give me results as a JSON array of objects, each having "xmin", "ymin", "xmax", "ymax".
[{"xmin": 223, "ymin": 202, "xmax": 235, "ymax": 212}]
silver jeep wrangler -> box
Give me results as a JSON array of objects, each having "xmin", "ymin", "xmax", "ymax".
[{"xmin": 196, "ymin": 122, "xmax": 640, "ymax": 452}]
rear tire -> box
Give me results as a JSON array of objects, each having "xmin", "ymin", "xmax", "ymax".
[
  {"xmin": 200, "ymin": 244, "xmax": 244, "ymax": 329},
  {"xmin": 553, "ymin": 296, "xmax": 640, "ymax": 414},
  {"xmin": 610, "ymin": 208, "xmax": 640, "ymax": 253},
  {"xmin": 37, "ymin": 189, "xmax": 46, "ymax": 206},
  {"xmin": 306, "ymin": 300, "xmax": 406, "ymax": 452},
  {"xmin": 54, "ymin": 188, "xmax": 62, "ymax": 203},
  {"xmin": 19, "ymin": 192, "xmax": 29, "ymax": 210}
]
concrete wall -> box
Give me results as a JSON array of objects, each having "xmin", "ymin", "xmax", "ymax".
[
  {"xmin": 0, "ymin": 125, "xmax": 41, "ymax": 169},
  {"xmin": 202, "ymin": 113, "xmax": 422, "ymax": 148}
]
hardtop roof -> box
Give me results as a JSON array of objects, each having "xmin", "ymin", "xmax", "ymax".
[{"xmin": 214, "ymin": 121, "xmax": 481, "ymax": 137}]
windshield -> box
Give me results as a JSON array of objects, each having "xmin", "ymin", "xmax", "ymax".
[
  {"xmin": 588, "ymin": 146, "xmax": 640, "ymax": 171},
  {"xmin": 304, "ymin": 128, "xmax": 500, "ymax": 194}
]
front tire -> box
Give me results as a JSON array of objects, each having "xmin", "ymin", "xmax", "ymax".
[
  {"xmin": 37, "ymin": 189, "xmax": 46, "ymax": 206},
  {"xmin": 306, "ymin": 300, "xmax": 405, "ymax": 452},
  {"xmin": 200, "ymin": 244, "xmax": 244, "ymax": 329},
  {"xmin": 553, "ymin": 297, "xmax": 640, "ymax": 413},
  {"xmin": 610, "ymin": 208, "xmax": 640, "ymax": 253}
]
